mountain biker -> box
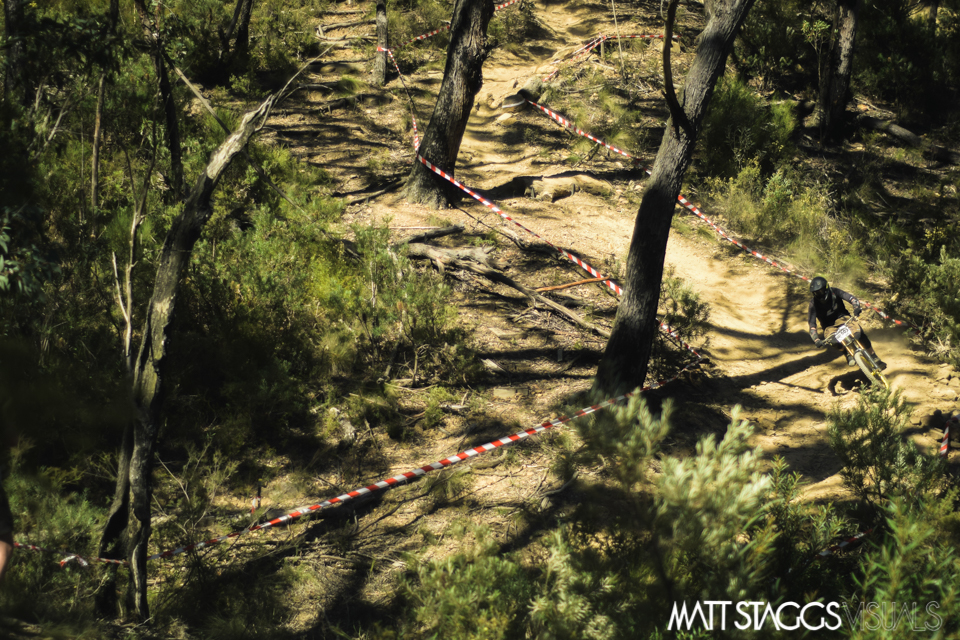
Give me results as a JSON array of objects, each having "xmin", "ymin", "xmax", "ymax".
[{"xmin": 808, "ymin": 276, "xmax": 886, "ymax": 370}]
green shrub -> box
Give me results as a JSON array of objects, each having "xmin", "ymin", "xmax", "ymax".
[
  {"xmin": 828, "ymin": 387, "xmax": 947, "ymax": 511},
  {"xmin": 1, "ymin": 455, "xmax": 106, "ymax": 625},
  {"xmin": 707, "ymin": 161, "xmax": 865, "ymax": 278},
  {"xmin": 849, "ymin": 497, "xmax": 960, "ymax": 639},
  {"xmin": 387, "ymin": 522, "xmax": 535, "ymax": 640},
  {"xmin": 659, "ymin": 267, "xmax": 710, "ymax": 341},
  {"xmin": 697, "ymin": 77, "xmax": 796, "ymax": 179},
  {"xmin": 736, "ymin": 0, "xmax": 820, "ymax": 92},
  {"xmin": 655, "ymin": 409, "xmax": 777, "ymax": 602},
  {"xmin": 854, "ymin": 0, "xmax": 960, "ymax": 121},
  {"xmin": 488, "ymin": 1, "xmax": 540, "ymax": 53},
  {"xmin": 890, "ymin": 245, "xmax": 960, "ymax": 365}
]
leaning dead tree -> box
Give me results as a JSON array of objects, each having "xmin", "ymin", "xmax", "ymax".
[
  {"xmin": 404, "ymin": 0, "xmax": 495, "ymax": 208},
  {"xmin": 97, "ymin": 95, "xmax": 276, "ymax": 622}
]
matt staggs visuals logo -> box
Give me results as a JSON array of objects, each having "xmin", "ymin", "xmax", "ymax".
[{"xmin": 668, "ymin": 601, "xmax": 943, "ymax": 632}]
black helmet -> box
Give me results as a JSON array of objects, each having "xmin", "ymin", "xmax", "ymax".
[{"xmin": 810, "ymin": 276, "xmax": 830, "ymax": 301}]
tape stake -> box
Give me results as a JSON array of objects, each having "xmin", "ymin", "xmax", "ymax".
[{"xmin": 941, "ymin": 417, "xmax": 955, "ymax": 459}]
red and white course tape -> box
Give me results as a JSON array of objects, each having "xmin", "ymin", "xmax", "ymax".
[
  {"xmin": 519, "ymin": 92, "xmax": 922, "ymax": 336},
  {"xmin": 413, "ymin": 152, "xmax": 703, "ymax": 359}
]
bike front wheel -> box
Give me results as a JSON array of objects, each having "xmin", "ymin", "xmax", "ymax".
[{"xmin": 854, "ymin": 351, "xmax": 890, "ymax": 389}]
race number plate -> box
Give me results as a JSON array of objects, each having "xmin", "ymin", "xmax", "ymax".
[{"xmin": 834, "ymin": 325, "xmax": 852, "ymax": 342}]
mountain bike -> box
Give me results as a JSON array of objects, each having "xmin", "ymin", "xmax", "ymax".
[{"xmin": 822, "ymin": 318, "xmax": 889, "ymax": 389}]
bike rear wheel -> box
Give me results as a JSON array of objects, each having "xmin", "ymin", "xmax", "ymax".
[{"xmin": 854, "ymin": 351, "xmax": 890, "ymax": 389}]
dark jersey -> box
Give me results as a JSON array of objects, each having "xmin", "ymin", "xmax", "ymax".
[{"xmin": 808, "ymin": 287, "xmax": 861, "ymax": 330}]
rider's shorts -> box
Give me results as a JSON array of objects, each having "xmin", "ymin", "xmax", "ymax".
[{"xmin": 824, "ymin": 316, "xmax": 862, "ymax": 346}]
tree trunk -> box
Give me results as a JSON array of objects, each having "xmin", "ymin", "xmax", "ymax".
[
  {"xmin": 2, "ymin": 0, "xmax": 29, "ymax": 106},
  {"xmin": 133, "ymin": 0, "xmax": 184, "ymax": 199},
  {"xmin": 404, "ymin": 0, "xmax": 494, "ymax": 209},
  {"xmin": 219, "ymin": 0, "xmax": 255, "ymax": 71},
  {"xmin": 592, "ymin": 0, "xmax": 756, "ymax": 396},
  {"xmin": 98, "ymin": 95, "xmax": 274, "ymax": 622},
  {"xmin": 233, "ymin": 0, "xmax": 255, "ymax": 66},
  {"xmin": 91, "ymin": 0, "xmax": 120, "ymax": 214},
  {"xmin": 817, "ymin": 0, "xmax": 863, "ymax": 142},
  {"xmin": 91, "ymin": 74, "xmax": 107, "ymax": 211},
  {"xmin": 156, "ymin": 54, "xmax": 184, "ymax": 199},
  {"xmin": 923, "ymin": 0, "xmax": 939, "ymax": 31},
  {"xmin": 373, "ymin": 0, "xmax": 388, "ymax": 86}
]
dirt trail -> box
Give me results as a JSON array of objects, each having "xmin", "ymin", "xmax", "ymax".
[
  {"xmin": 270, "ymin": 0, "xmax": 957, "ymax": 508},
  {"xmin": 230, "ymin": 0, "xmax": 960, "ymax": 630}
]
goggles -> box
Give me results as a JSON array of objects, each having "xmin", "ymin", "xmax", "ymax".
[{"xmin": 813, "ymin": 287, "xmax": 829, "ymax": 300}]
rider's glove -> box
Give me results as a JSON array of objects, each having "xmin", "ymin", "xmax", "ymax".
[{"xmin": 815, "ymin": 339, "xmax": 825, "ymax": 348}]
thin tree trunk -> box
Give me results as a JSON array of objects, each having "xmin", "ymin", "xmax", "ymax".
[
  {"xmin": 133, "ymin": 0, "xmax": 184, "ymax": 199},
  {"xmin": 90, "ymin": 0, "xmax": 119, "ymax": 214},
  {"xmin": 404, "ymin": 0, "xmax": 494, "ymax": 208},
  {"xmin": 220, "ymin": 0, "xmax": 247, "ymax": 62},
  {"xmin": 156, "ymin": 54, "xmax": 184, "ymax": 199},
  {"xmin": 373, "ymin": 0, "xmax": 388, "ymax": 86},
  {"xmin": 100, "ymin": 95, "xmax": 274, "ymax": 622},
  {"xmin": 233, "ymin": 0, "xmax": 255, "ymax": 65},
  {"xmin": 593, "ymin": 0, "xmax": 756, "ymax": 396},
  {"xmin": 2, "ymin": 0, "xmax": 29, "ymax": 106},
  {"xmin": 817, "ymin": 0, "xmax": 863, "ymax": 142},
  {"xmin": 923, "ymin": 0, "xmax": 939, "ymax": 31},
  {"xmin": 91, "ymin": 74, "xmax": 106, "ymax": 211}
]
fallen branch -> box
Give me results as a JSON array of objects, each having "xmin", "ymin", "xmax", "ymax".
[
  {"xmin": 317, "ymin": 93, "xmax": 394, "ymax": 113},
  {"xmin": 318, "ymin": 19, "xmax": 375, "ymax": 33},
  {"xmin": 404, "ymin": 243, "xmax": 610, "ymax": 338},
  {"xmin": 858, "ymin": 115, "xmax": 960, "ymax": 165},
  {"xmin": 401, "ymin": 224, "xmax": 464, "ymax": 244},
  {"xmin": 168, "ymin": 62, "xmax": 304, "ymax": 211},
  {"xmin": 535, "ymin": 276, "xmax": 611, "ymax": 293},
  {"xmin": 316, "ymin": 34, "xmax": 375, "ymax": 43}
]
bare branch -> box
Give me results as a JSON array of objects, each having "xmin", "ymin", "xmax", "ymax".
[{"xmin": 662, "ymin": 0, "xmax": 692, "ymax": 135}]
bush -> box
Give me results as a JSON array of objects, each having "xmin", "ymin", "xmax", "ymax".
[
  {"xmin": 659, "ymin": 267, "xmax": 710, "ymax": 342},
  {"xmin": 850, "ymin": 497, "xmax": 960, "ymax": 639},
  {"xmin": 736, "ymin": 0, "xmax": 822, "ymax": 93},
  {"xmin": 2, "ymin": 455, "xmax": 106, "ymax": 625},
  {"xmin": 890, "ymin": 245, "xmax": 960, "ymax": 365},
  {"xmin": 488, "ymin": 1, "xmax": 540, "ymax": 53},
  {"xmin": 828, "ymin": 387, "xmax": 947, "ymax": 511},
  {"xmin": 697, "ymin": 77, "xmax": 796, "ymax": 180},
  {"xmin": 707, "ymin": 161, "xmax": 865, "ymax": 278},
  {"xmin": 386, "ymin": 522, "xmax": 535, "ymax": 640}
]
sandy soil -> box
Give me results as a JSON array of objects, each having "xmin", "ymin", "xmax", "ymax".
[{"xmin": 246, "ymin": 0, "xmax": 960, "ymax": 631}]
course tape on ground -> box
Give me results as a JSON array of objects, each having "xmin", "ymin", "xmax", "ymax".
[
  {"xmin": 377, "ymin": 46, "xmax": 421, "ymax": 148},
  {"xmin": 520, "ymin": 95, "xmax": 922, "ymax": 336},
  {"xmin": 24, "ymin": 362, "xmax": 699, "ymax": 568},
  {"xmin": 413, "ymin": 152, "xmax": 703, "ymax": 360},
  {"xmin": 392, "ymin": 0, "xmax": 523, "ymax": 51},
  {"xmin": 542, "ymin": 34, "xmax": 679, "ymax": 82}
]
